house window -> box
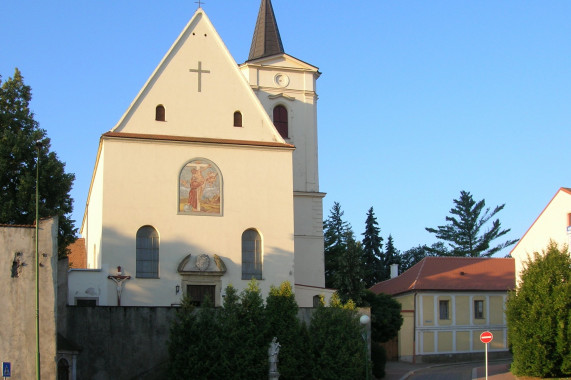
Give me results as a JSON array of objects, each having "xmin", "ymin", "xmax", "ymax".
[
  {"xmin": 474, "ymin": 300, "xmax": 484, "ymax": 319},
  {"xmin": 273, "ymin": 105, "xmax": 288, "ymax": 138},
  {"xmin": 439, "ymin": 300, "xmax": 450, "ymax": 320},
  {"xmin": 242, "ymin": 229, "xmax": 262, "ymax": 280},
  {"xmin": 233, "ymin": 111, "xmax": 242, "ymax": 127},
  {"xmin": 136, "ymin": 226, "xmax": 159, "ymax": 278},
  {"xmin": 155, "ymin": 105, "xmax": 165, "ymax": 121}
]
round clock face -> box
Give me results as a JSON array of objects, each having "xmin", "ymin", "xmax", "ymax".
[{"xmin": 274, "ymin": 73, "xmax": 290, "ymax": 87}]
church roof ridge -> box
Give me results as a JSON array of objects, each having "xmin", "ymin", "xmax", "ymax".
[{"xmin": 247, "ymin": 0, "xmax": 284, "ymax": 62}]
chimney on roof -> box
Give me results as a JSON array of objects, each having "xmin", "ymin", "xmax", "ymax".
[{"xmin": 390, "ymin": 264, "xmax": 399, "ymax": 279}]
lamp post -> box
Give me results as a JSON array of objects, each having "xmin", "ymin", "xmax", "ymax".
[
  {"xmin": 35, "ymin": 141, "xmax": 41, "ymax": 380},
  {"xmin": 360, "ymin": 314, "xmax": 371, "ymax": 380}
]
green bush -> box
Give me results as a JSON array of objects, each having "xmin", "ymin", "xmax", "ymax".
[
  {"xmin": 309, "ymin": 294, "xmax": 367, "ymax": 380},
  {"xmin": 506, "ymin": 242, "xmax": 571, "ymax": 378},
  {"xmin": 168, "ymin": 283, "xmax": 370, "ymax": 379}
]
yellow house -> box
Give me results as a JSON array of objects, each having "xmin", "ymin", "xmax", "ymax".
[{"xmin": 371, "ymin": 257, "xmax": 514, "ymax": 363}]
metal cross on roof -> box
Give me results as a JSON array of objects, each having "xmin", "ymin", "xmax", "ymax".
[{"xmin": 195, "ymin": 0, "xmax": 205, "ymax": 8}]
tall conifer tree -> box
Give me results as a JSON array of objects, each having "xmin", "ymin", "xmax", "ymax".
[
  {"xmin": 426, "ymin": 190, "xmax": 517, "ymax": 257},
  {"xmin": 362, "ymin": 207, "xmax": 384, "ymax": 287},
  {"xmin": 0, "ymin": 69, "xmax": 76, "ymax": 256},
  {"xmin": 323, "ymin": 202, "xmax": 351, "ymax": 288}
]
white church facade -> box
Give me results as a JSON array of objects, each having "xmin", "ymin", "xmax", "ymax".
[{"xmin": 68, "ymin": 1, "xmax": 331, "ymax": 307}]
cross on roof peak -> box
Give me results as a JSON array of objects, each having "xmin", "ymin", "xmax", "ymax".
[{"xmin": 195, "ymin": 0, "xmax": 205, "ymax": 8}]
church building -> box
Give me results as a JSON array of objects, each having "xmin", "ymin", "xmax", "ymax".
[{"xmin": 68, "ymin": 0, "xmax": 331, "ymax": 307}]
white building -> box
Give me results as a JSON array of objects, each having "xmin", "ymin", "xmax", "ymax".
[
  {"xmin": 69, "ymin": 1, "xmax": 332, "ymax": 307},
  {"xmin": 510, "ymin": 187, "xmax": 571, "ymax": 284}
]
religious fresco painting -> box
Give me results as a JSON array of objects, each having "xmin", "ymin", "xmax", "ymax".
[{"xmin": 179, "ymin": 159, "xmax": 222, "ymax": 215}]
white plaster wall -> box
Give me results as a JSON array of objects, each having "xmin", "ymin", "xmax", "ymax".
[
  {"xmin": 0, "ymin": 218, "xmax": 58, "ymax": 379},
  {"xmin": 510, "ymin": 190, "xmax": 571, "ymax": 283},
  {"xmin": 83, "ymin": 144, "xmax": 105, "ymax": 269},
  {"xmin": 114, "ymin": 11, "xmax": 282, "ymax": 144},
  {"xmin": 294, "ymin": 284, "xmax": 335, "ymax": 307},
  {"xmin": 81, "ymin": 137, "xmax": 295, "ymax": 306}
]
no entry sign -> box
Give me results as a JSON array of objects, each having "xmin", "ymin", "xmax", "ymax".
[{"xmin": 480, "ymin": 331, "xmax": 493, "ymax": 344}]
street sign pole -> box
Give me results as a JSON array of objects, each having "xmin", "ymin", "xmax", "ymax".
[{"xmin": 479, "ymin": 331, "xmax": 494, "ymax": 380}]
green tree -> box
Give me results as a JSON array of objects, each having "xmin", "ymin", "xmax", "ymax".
[
  {"xmin": 323, "ymin": 202, "xmax": 352, "ymax": 288},
  {"xmin": 334, "ymin": 230, "xmax": 365, "ymax": 304},
  {"xmin": 426, "ymin": 190, "xmax": 517, "ymax": 257},
  {"xmin": 382, "ymin": 235, "xmax": 400, "ymax": 279},
  {"xmin": 265, "ymin": 282, "xmax": 310, "ymax": 380},
  {"xmin": 362, "ymin": 207, "xmax": 384, "ymax": 288},
  {"xmin": 0, "ymin": 69, "xmax": 76, "ymax": 257},
  {"xmin": 309, "ymin": 294, "xmax": 367, "ymax": 379},
  {"xmin": 506, "ymin": 242, "xmax": 571, "ymax": 378},
  {"xmin": 362, "ymin": 290, "xmax": 403, "ymax": 343}
]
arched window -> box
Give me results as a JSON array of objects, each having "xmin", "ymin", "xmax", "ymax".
[
  {"xmin": 273, "ymin": 105, "xmax": 288, "ymax": 138},
  {"xmin": 136, "ymin": 226, "xmax": 159, "ymax": 278},
  {"xmin": 233, "ymin": 111, "xmax": 242, "ymax": 127},
  {"xmin": 242, "ymin": 229, "xmax": 262, "ymax": 280},
  {"xmin": 57, "ymin": 358, "xmax": 70, "ymax": 380},
  {"xmin": 155, "ymin": 105, "xmax": 165, "ymax": 121}
]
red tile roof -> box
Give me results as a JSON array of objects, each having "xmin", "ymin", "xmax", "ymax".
[
  {"xmin": 68, "ymin": 238, "xmax": 87, "ymax": 269},
  {"xmin": 370, "ymin": 257, "xmax": 515, "ymax": 296}
]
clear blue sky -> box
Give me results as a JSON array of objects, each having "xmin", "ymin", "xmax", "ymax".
[{"xmin": 2, "ymin": 1, "xmax": 569, "ymax": 256}]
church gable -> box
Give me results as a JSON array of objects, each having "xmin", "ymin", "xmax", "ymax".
[{"xmin": 112, "ymin": 10, "xmax": 283, "ymax": 143}]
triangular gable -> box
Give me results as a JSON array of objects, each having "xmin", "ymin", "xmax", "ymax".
[
  {"xmin": 112, "ymin": 9, "xmax": 283, "ymax": 143},
  {"xmin": 509, "ymin": 187, "xmax": 571, "ymax": 257},
  {"xmin": 242, "ymin": 53, "xmax": 319, "ymax": 73}
]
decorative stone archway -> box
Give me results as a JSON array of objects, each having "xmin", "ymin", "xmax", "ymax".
[{"xmin": 177, "ymin": 253, "xmax": 226, "ymax": 306}]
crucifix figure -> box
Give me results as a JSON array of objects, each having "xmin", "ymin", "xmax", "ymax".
[
  {"xmin": 189, "ymin": 61, "xmax": 211, "ymax": 92},
  {"xmin": 107, "ymin": 266, "xmax": 131, "ymax": 306}
]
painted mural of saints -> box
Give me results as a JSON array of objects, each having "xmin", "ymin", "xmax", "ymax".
[{"xmin": 179, "ymin": 159, "xmax": 221, "ymax": 215}]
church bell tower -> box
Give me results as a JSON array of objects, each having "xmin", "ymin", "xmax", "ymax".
[{"xmin": 240, "ymin": 0, "xmax": 326, "ymax": 290}]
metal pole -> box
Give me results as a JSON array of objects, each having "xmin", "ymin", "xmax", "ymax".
[
  {"xmin": 485, "ymin": 342, "xmax": 488, "ymax": 380},
  {"xmin": 35, "ymin": 143, "xmax": 41, "ymax": 380}
]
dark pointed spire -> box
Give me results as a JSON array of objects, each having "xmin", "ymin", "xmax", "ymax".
[{"xmin": 247, "ymin": 0, "xmax": 284, "ymax": 61}]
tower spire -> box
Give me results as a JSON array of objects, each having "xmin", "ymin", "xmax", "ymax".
[{"xmin": 247, "ymin": 0, "xmax": 284, "ymax": 61}]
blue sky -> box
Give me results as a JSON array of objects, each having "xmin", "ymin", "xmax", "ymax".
[{"xmin": 1, "ymin": 1, "xmax": 569, "ymax": 256}]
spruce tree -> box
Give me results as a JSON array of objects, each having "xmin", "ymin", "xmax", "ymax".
[
  {"xmin": 383, "ymin": 235, "xmax": 400, "ymax": 280},
  {"xmin": 362, "ymin": 207, "xmax": 384, "ymax": 287},
  {"xmin": 425, "ymin": 190, "xmax": 517, "ymax": 257},
  {"xmin": 0, "ymin": 69, "xmax": 76, "ymax": 257},
  {"xmin": 323, "ymin": 202, "xmax": 352, "ymax": 288},
  {"xmin": 334, "ymin": 230, "xmax": 365, "ymax": 304}
]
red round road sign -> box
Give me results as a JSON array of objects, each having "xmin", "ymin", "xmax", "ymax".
[{"xmin": 480, "ymin": 331, "xmax": 493, "ymax": 344}]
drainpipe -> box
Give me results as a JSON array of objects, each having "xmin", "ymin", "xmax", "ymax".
[{"xmin": 413, "ymin": 292, "xmax": 417, "ymax": 364}]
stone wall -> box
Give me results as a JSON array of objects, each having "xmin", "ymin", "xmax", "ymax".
[
  {"xmin": 65, "ymin": 306, "xmax": 177, "ymax": 380},
  {"xmin": 0, "ymin": 217, "xmax": 58, "ymax": 379}
]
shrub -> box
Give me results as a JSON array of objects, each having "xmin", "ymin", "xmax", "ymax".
[
  {"xmin": 309, "ymin": 293, "xmax": 367, "ymax": 379},
  {"xmin": 506, "ymin": 242, "xmax": 571, "ymax": 377}
]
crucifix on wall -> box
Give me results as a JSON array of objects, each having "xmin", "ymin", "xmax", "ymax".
[{"xmin": 189, "ymin": 61, "xmax": 211, "ymax": 92}]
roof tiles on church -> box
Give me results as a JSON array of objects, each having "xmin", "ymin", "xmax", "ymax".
[
  {"xmin": 247, "ymin": 0, "xmax": 284, "ymax": 61},
  {"xmin": 370, "ymin": 257, "xmax": 515, "ymax": 296}
]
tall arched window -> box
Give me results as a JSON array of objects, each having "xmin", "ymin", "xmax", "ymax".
[
  {"xmin": 242, "ymin": 229, "xmax": 262, "ymax": 280},
  {"xmin": 155, "ymin": 105, "xmax": 165, "ymax": 121},
  {"xmin": 273, "ymin": 105, "xmax": 288, "ymax": 138},
  {"xmin": 233, "ymin": 111, "xmax": 242, "ymax": 127},
  {"xmin": 57, "ymin": 358, "xmax": 70, "ymax": 380},
  {"xmin": 136, "ymin": 226, "xmax": 159, "ymax": 278}
]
